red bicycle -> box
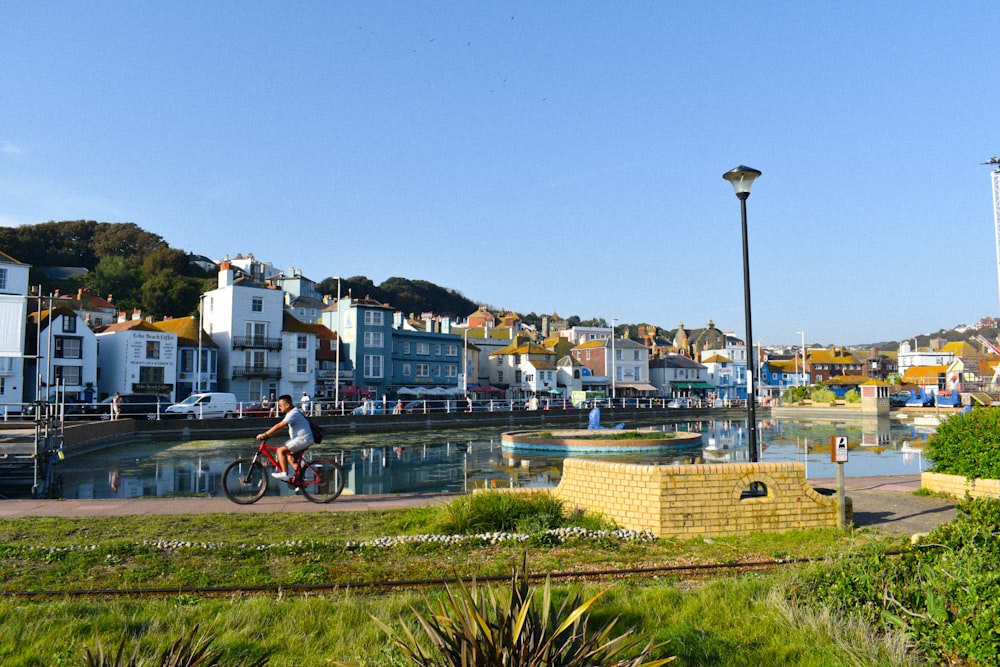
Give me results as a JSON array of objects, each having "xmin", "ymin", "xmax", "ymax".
[{"xmin": 221, "ymin": 439, "xmax": 345, "ymax": 504}]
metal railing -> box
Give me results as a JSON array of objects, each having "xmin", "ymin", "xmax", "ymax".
[{"xmin": 231, "ymin": 336, "xmax": 282, "ymax": 350}]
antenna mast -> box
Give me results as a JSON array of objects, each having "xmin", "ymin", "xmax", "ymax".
[{"xmin": 985, "ymin": 157, "xmax": 1000, "ymax": 324}]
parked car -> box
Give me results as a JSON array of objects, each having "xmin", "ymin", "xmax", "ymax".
[
  {"xmin": 471, "ymin": 400, "xmax": 513, "ymax": 412},
  {"xmin": 667, "ymin": 397, "xmax": 692, "ymax": 408},
  {"xmin": 163, "ymin": 392, "xmax": 239, "ymax": 419},
  {"xmin": 86, "ymin": 394, "xmax": 169, "ymax": 420}
]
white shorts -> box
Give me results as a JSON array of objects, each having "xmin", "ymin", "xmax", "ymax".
[{"xmin": 285, "ymin": 434, "xmax": 314, "ymax": 453}]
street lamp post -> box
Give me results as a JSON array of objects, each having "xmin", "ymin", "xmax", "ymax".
[
  {"xmin": 334, "ymin": 277, "xmax": 342, "ymax": 414},
  {"xmin": 797, "ymin": 330, "xmax": 806, "ymax": 387},
  {"xmin": 610, "ymin": 318, "xmax": 618, "ymax": 403},
  {"xmin": 723, "ymin": 165, "xmax": 762, "ymax": 462}
]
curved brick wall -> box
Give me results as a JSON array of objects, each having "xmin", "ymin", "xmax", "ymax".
[{"xmin": 554, "ymin": 459, "xmax": 846, "ymax": 538}]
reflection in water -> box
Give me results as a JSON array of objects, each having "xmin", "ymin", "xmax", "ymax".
[{"xmin": 40, "ymin": 417, "xmax": 931, "ymax": 500}]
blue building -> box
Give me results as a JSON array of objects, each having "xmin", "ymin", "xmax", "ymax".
[{"xmin": 321, "ymin": 296, "xmax": 464, "ymax": 399}]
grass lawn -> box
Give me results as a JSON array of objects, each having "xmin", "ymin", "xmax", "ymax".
[{"xmin": 0, "ymin": 502, "xmax": 916, "ymax": 666}]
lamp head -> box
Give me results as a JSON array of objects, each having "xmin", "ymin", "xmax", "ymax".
[{"xmin": 723, "ymin": 165, "xmax": 762, "ymax": 199}]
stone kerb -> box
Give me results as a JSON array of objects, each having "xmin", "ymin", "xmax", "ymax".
[
  {"xmin": 554, "ymin": 459, "xmax": 843, "ymax": 538},
  {"xmin": 922, "ymin": 471, "xmax": 1000, "ymax": 499}
]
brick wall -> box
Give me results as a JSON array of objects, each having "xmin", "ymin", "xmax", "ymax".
[
  {"xmin": 554, "ymin": 459, "xmax": 845, "ymax": 538},
  {"xmin": 922, "ymin": 471, "xmax": 1000, "ymax": 499}
]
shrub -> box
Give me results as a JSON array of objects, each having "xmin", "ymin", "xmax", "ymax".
[
  {"xmin": 789, "ymin": 498, "xmax": 1000, "ymax": 665},
  {"xmin": 810, "ymin": 388, "xmax": 837, "ymax": 404},
  {"xmin": 355, "ymin": 555, "xmax": 675, "ymax": 667},
  {"xmin": 434, "ymin": 492, "xmax": 568, "ymax": 535},
  {"xmin": 926, "ymin": 408, "xmax": 1000, "ymax": 479},
  {"xmin": 843, "ymin": 389, "xmax": 861, "ymax": 403}
]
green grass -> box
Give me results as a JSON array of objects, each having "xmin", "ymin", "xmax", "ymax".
[{"xmin": 0, "ymin": 494, "xmax": 915, "ymax": 666}]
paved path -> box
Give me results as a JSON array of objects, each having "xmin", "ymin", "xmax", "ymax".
[
  {"xmin": 808, "ymin": 474, "xmax": 958, "ymax": 536},
  {"xmin": 0, "ymin": 475, "xmax": 959, "ymax": 537}
]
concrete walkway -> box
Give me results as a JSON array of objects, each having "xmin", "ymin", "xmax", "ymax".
[{"xmin": 0, "ymin": 475, "xmax": 959, "ymax": 537}]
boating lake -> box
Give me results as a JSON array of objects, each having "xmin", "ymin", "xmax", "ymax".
[{"xmin": 35, "ymin": 415, "xmax": 935, "ymax": 500}]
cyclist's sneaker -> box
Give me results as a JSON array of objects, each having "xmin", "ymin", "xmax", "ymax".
[{"xmin": 271, "ymin": 471, "xmax": 290, "ymax": 481}]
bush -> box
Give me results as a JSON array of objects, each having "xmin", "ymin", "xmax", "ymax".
[
  {"xmin": 926, "ymin": 408, "xmax": 1000, "ymax": 479},
  {"xmin": 843, "ymin": 389, "xmax": 861, "ymax": 403},
  {"xmin": 810, "ymin": 388, "xmax": 836, "ymax": 403},
  {"xmin": 434, "ymin": 492, "xmax": 568, "ymax": 535},
  {"xmin": 782, "ymin": 386, "xmax": 810, "ymax": 403},
  {"xmin": 789, "ymin": 498, "xmax": 1000, "ymax": 665}
]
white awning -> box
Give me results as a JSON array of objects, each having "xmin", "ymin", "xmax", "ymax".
[{"xmin": 616, "ymin": 382, "xmax": 659, "ymax": 392}]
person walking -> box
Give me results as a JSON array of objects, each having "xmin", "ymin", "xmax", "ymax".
[
  {"xmin": 111, "ymin": 392, "xmax": 122, "ymax": 420},
  {"xmin": 300, "ymin": 391, "xmax": 311, "ymax": 416}
]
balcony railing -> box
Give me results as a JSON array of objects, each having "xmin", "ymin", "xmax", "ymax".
[
  {"xmin": 231, "ymin": 365, "xmax": 282, "ymax": 379},
  {"xmin": 232, "ymin": 336, "xmax": 282, "ymax": 351}
]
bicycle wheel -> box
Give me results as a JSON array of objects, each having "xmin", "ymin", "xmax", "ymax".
[
  {"xmin": 299, "ymin": 458, "xmax": 345, "ymax": 503},
  {"xmin": 222, "ymin": 458, "xmax": 267, "ymax": 504}
]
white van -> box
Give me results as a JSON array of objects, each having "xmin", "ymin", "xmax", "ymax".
[{"xmin": 164, "ymin": 392, "xmax": 239, "ymax": 419}]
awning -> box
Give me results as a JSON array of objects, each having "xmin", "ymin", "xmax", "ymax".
[
  {"xmin": 616, "ymin": 382, "xmax": 658, "ymax": 392},
  {"xmin": 672, "ymin": 381, "xmax": 715, "ymax": 390}
]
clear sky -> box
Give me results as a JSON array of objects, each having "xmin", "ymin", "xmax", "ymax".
[{"xmin": 3, "ymin": 2, "xmax": 999, "ymax": 346}]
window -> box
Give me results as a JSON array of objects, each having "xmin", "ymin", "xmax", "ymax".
[
  {"xmin": 432, "ymin": 364, "xmax": 441, "ymax": 377},
  {"xmin": 246, "ymin": 350, "xmax": 266, "ymax": 369},
  {"xmin": 526, "ymin": 373, "xmax": 534, "ymax": 383},
  {"xmin": 180, "ymin": 349, "xmax": 194, "ymax": 372},
  {"xmin": 363, "ymin": 355, "xmax": 383, "ymax": 378},
  {"xmin": 364, "ymin": 331, "xmax": 384, "ymax": 348},
  {"xmin": 445, "ymin": 344, "xmax": 458, "ymax": 356},
  {"xmin": 146, "ymin": 340, "xmax": 160, "ymax": 360},
  {"xmin": 139, "ymin": 366, "xmax": 164, "ymax": 384},
  {"xmin": 445, "ymin": 364, "xmax": 457, "ymax": 378},
  {"xmin": 0, "ymin": 267, "xmax": 6, "ymax": 290},
  {"xmin": 402, "ymin": 342, "xmax": 411, "ymax": 354},
  {"xmin": 54, "ymin": 365, "xmax": 82, "ymax": 385},
  {"xmin": 633, "ymin": 350, "xmax": 640, "ymax": 360},
  {"xmin": 297, "ymin": 335, "xmax": 307, "ymax": 350},
  {"xmin": 402, "ymin": 363, "xmax": 412, "ymax": 376},
  {"xmin": 62, "ymin": 317, "xmax": 76, "ymax": 333},
  {"xmin": 434, "ymin": 344, "xmax": 442, "ymax": 356},
  {"xmin": 515, "ymin": 371, "xmax": 522, "ymax": 383},
  {"xmin": 416, "ymin": 342, "xmax": 429, "ymax": 355},
  {"xmin": 364, "ymin": 310, "xmax": 384, "ymax": 326},
  {"xmin": 55, "ymin": 337, "xmax": 81, "ymax": 359},
  {"xmin": 296, "ymin": 357, "xmax": 308, "ymax": 373},
  {"xmin": 497, "ymin": 371, "xmax": 504, "ymax": 383},
  {"xmin": 246, "ymin": 321, "xmax": 267, "ymax": 342},
  {"xmin": 416, "ymin": 363, "xmax": 430, "ymax": 377},
  {"xmin": 251, "ymin": 296, "xmax": 263, "ymax": 312}
]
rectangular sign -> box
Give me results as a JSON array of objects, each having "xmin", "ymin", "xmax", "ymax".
[{"xmin": 830, "ymin": 435, "xmax": 849, "ymax": 463}]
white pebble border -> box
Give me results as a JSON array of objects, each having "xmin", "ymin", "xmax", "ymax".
[{"xmin": 15, "ymin": 528, "xmax": 656, "ymax": 554}]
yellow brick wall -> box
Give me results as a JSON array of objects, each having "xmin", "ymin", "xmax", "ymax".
[
  {"xmin": 922, "ymin": 472, "xmax": 1000, "ymax": 499},
  {"xmin": 554, "ymin": 459, "xmax": 845, "ymax": 538}
]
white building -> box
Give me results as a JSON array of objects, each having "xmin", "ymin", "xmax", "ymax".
[
  {"xmin": 25, "ymin": 305, "xmax": 99, "ymax": 405},
  {"xmin": 0, "ymin": 251, "xmax": 29, "ymax": 411},
  {"xmin": 95, "ymin": 319, "xmax": 178, "ymax": 400},
  {"xmin": 203, "ymin": 259, "xmax": 315, "ymax": 402}
]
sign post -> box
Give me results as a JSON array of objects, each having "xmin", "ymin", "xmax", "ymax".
[{"xmin": 830, "ymin": 435, "xmax": 848, "ymax": 529}]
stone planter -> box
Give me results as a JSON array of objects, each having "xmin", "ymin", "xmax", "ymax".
[{"xmin": 921, "ymin": 471, "xmax": 1000, "ymax": 499}]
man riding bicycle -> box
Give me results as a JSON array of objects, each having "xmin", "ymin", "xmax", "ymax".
[{"xmin": 256, "ymin": 394, "xmax": 314, "ymax": 481}]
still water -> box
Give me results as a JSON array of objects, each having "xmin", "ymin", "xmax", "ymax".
[{"xmin": 47, "ymin": 416, "xmax": 934, "ymax": 500}]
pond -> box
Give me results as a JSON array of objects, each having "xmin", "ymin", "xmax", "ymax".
[{"xmin": 38, "ymin": 415, "xmax": 934, "ymax": 500}]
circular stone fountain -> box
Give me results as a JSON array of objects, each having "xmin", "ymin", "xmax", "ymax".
[{"xmin": 501, "ymin": 428, "xmax": 703, "ymax": 453}]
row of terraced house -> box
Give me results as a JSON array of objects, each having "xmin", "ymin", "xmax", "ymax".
[{"xmin": 2, "ymin": 249, "xmax": 998, "ymax": 414}]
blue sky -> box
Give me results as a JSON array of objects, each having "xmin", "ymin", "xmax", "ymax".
[{"xmin": 3, "ymin": 2, "xmax": 999, "ymax": 346}]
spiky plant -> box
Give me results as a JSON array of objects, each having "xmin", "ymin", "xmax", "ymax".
[
  {"xmin": 82, "ymin": 625, "xmax": 269, "ymax": 667},
  {"xmin": 356, "ymin": 554, "xmax": 675, "ymax": 666}
]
